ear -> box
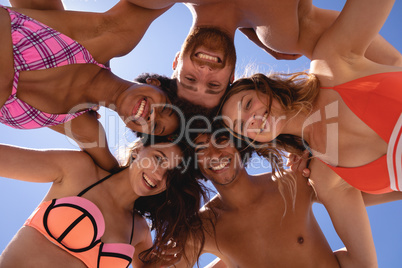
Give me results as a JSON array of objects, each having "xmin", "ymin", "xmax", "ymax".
[
  {"xmin": 230, "ymin": 71, "xmax": 235, "ymax": 84},
  {"xmin": 146, "ymin": 77, "xmax": 161, "ymax": 87},
  {"xmin": 172, "ymin": 51, "xmax": 180, "ymax": 70},
  {"xmin": 130, "ymin": 146, "xmax": 142, "ymax": 161}
]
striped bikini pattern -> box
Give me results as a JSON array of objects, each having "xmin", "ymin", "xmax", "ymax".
[{"xmin": 387, "ymin": 113, "xmax": 402, "ymax": 191}]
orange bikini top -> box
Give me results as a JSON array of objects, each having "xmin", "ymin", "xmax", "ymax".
[
  {"xmin": 321, "ymin": 72, "xmax": 402, "ymax": 194},
  {"xmin": 24, "ymin": 173, "xmax": 135, "ymax": 268}
]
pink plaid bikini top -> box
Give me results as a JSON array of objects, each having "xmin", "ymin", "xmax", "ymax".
[{"xmin": 0, "ymin": 6, "xmax": 110, "ymax": 129}]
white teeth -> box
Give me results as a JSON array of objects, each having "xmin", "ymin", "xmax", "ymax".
[
  {"xmin": 260, "ymin": 112, "xmax": 268, "ymax": 131},
  {"xmin": 197, "ymin": 52, "xmax": 219, "ymax": 62},
  {"xmin": 134, "ymin": 99, "xmax": 146, "ymax": 119},
  {"xmin": 143, "ymin": 173, "xmax": 156, "ymax": 188},
  {"xmin": 211, "ymin": 159, "xmax": 230, "ymax": 171}
]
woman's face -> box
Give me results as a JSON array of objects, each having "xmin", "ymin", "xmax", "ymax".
[
  {"xmin": 117, "ymin": 83, "xmax": 179, "ymax": 136},
  {"xmin": 221, "ymin": 90, "xmax": 285, "ymax": 142},
  {"xmin": 129, "ymin": 143, "xmax": 183, "ymax": 197}
]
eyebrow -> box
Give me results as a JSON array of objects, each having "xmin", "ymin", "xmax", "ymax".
[
  {"xmin": 233, "ymin": 119, "xmax": 244, "ymax": 133},
  {"xmin": 195, "ymin": 136, "xmax": 211, "ymax": 146},
  {"xmin": 206, "ymin": 88, "xmax": 225, "ymax": 95},
  {"xmin": 180, "ymin": 81, "xmax": 197, "ymax": 92},
  {"xmin": 156, "ymin": 150, "xmax": 167, "ymax": 159}
]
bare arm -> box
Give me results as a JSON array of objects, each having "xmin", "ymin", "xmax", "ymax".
[
  {"xmin": 49, "ymin": 112, "xmax": 120, "ymax": 173},
  {"xmin": 309, "ymin": 159, "xmax": 377, "ymax": 268},
  {"xmin": 314, "ymin": 0, "xmax": 396, "ymax": 63},
  {"xmin": 0, "ymin": 143, "xmax": 86, "ymax": 183},
  {"xmin": 239, "ymin": 28, "xmax": 302, "ymax": 60},
  {"xmin": 131, "ymin": 215, "xmax": 182, "ymax": 268},
  {"xmin": 362, "ymin": 191, "xmax": 402, "ymax": 206},
  {"xmin": 9, "ymin": 0, "xmax": 65, "ymax": 10},
  {"xmin": 131, "ymin": 218, "xmax": 153, "ymax": 268}
]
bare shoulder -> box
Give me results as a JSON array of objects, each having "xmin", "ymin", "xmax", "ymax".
[
  {"xmin": 134, "ymin": 212, "xmax": 150, "ymax": 233},
  {"xmin": 132, "ymin": 212, "xmax": 151, "ymax": 244},
  {"xmin": 50, "ymin": 149, "xmax": 100, "ymax": 189},
  {"xmin": 199, "ymin": 195, "xmax": 222, "ymax": 226}
]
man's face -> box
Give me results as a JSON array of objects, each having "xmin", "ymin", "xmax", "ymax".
[
  {"xmin": 194, "ymin": 133, "xmax": 242, "ymax": 185},
  {"xmin": 173, "ymin": 27, "xmax": 236, "ymax": 108}
]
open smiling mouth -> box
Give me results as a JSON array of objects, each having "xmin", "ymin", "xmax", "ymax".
[
  {"xmin": 260, "ymin": 111, "xmax": 269, "ymax": 132},
  {"xmin": 132, "ymin": 98, "xmax": 149, "ymax": 122},
  {"xmin": 209, "ymin": 159, "xmax": 231, "ymax": 172},
  {"xmin": 143, "ymin": 173, "xmax": 156, "ymax": 189},
  {"xmin": 196, "ymin": 52, "xmax": 222, "ymax": 63}
]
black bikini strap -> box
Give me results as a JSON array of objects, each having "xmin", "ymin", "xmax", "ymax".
[
  {"xmin": 77, "ymin": 171, "xmax": 119, "ymax": 197},
  {"xmin": 129, "ymin": 208, "xmax": 136, "ymax": 244}
]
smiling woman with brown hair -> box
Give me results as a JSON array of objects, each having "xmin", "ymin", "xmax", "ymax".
[
  {"xmin": 0, "ymin": 135, "xmax": 208, "ymax": 268},
  {"xmin": 0, "ymin": 0, "xmax": 179, "ymax": 172}
]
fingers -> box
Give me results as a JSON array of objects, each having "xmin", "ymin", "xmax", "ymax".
[
  {"xmin": 302, "ymin": 168, "xmax": 310, "ymax": 178},
  {"xmin": 89, "ymin": 105, "xmax": 101, "ymax": 119},
  {"xmin": 159, "ymin": 252, "xmax": 182, "ymax": 268},
  {"xmin": 287, "ymin": 150, "xmax": 311, "ymax": 178},
  {"xmin": 159, "ymin": 247, "xmax": 182, "ymax": 268},
  {"xmin": 157, "ymin": 240, "xmax": 182, "ymax": 268}
]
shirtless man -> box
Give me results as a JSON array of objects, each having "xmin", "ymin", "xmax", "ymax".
[
  {"xmin": 174, "ymin": 132, "xmax": 402, "ymax": 267},
  {"xmin": 127, "ymin": 0, "xmax": 402, "ymax": 108}
]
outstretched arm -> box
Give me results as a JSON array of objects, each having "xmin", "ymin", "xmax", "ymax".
[
  {"xmin": 309, "ymin": 159, "xmax": 377, "ymax": 268},
  {"xmin": 362, "ymin": 191, "xmax": 402, "ymax": 206},
  {"xmin": 0, "ymin": 143, "xmax": 88, "ymax": 183},
  {"xmin": 9, "ymin": 0, "xmax": 65, "ymax": 10},
  {"xmin": 364, "ymin": 35, "xmax": 402, "ymax": 67},
  {"xmin": 239, "ymin": 28, "xmax": 302, "ymax": 60},
  {"xmin": 49, "ymin": 111, "xmax": 120, "ymax": 173},
  {"xmin": 313, "ymin": 0, "xmax": 396, "ymax": 67}
]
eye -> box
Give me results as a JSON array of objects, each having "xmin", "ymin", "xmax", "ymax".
[
  {"xmin": 154, "ymin": 154, "xmax": 166, "ymax": 164},
  {"xmin": 195, "ymin": 145, "xmax": 207, "ymax": 153},
  {"xmin": 216, "ymin": 136, "xmax": 229, "ymax": 144},
  {"xmin": 209, "ymin": 82, "xmax": 220, "ymax": 88},
  {"xmin": 186, "ymin": 77, "xmax": 196, "ymax": 82},
  {"xmin": 152, "ymin": 122, "xmax": 158, "ymax": 134},
  {"xmin": 245, "ymin": 99, "xmax": 252, "ymax": 110}
]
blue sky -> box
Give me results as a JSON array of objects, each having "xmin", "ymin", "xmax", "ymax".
[{"xmin": 0, "ymin": 0, "xmax": 401, "ymax": 267}]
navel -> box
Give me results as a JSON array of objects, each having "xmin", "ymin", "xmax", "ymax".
[{"xmin": 297, "ymin": 236, "xmax": 304, "ymax": 244}]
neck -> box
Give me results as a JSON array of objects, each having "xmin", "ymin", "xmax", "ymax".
[
  {"xmin": 277, "ymin": 110, "xmax": 315, "ymax": 145},
  {"xmin": 104, "ymin": 169, "xmax": 140, "ymax": 211},
  {"xmin": 84, "ymin": 70, "xmax": 132, "ymax": 109},
  {"xmin": 213, "ymin": 170, "xmax": 268, "ymax": 210}
]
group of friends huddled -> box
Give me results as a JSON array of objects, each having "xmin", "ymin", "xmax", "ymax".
[{"xmin": 0, "ymin": 0, "xmax": 401, "ymax": 267}]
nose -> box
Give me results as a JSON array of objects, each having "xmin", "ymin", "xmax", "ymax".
[
  {"xmin": 154, "ymin": 166, "xmax": 166, "ymax": 182},
  {"xmin": 247, "ymin": 113, "xmax": 262, "ymax": 129},
  {"xmin": 208, "ymin": 146, "xmax": 223, "ymax": 161},
  {"xmin": 148, "ymin": 108, "xmax": 157, "ymax": 123},
  {"xmin": 197, "ymin": 64, "xmax": 213, "ymax": 73}
]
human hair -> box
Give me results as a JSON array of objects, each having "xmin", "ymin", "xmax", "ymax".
[
  {"xmin": 221, "ymin": 72, "xmax": 320, "ymax": 117},
  {"xmin": 220, "ymin": 72, "xmax": 319, "ymax": 212},
  {"xmin": 220, "ymin": 71, "xmax": 318, "ymax": 167},
  {"xmin": 121, "ymin": 136, "xmax": 209, "ymax": 265},
  {"xmin": 135, "ymin": 72, "xmax": 217, "ymax": 120},
  {"xmin": 134, "ymin": 72, "xmax": 178, "ymax": 105}
]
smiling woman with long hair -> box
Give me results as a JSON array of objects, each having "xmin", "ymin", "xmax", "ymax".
[
  {"xmin": 0, "ymin": 136, "xmax": 208, "ymax": 268},
  {"xmin": 0, "ymin": 1, "xmax": 179, "ymax": 172},
  {"xmin": 221, "ymin": 0, "xmax": 401, "ymax": 267}
]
